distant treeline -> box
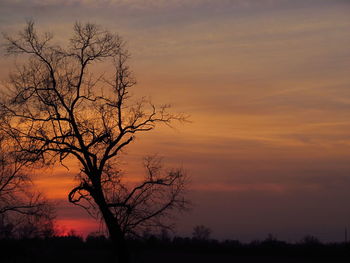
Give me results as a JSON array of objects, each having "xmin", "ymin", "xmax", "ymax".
[{"xmin": 1, "ymin": 234, "xmax": 350, "ymax": 263}]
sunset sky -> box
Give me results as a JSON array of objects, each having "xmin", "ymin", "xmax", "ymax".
[{"xmin": 1, "ymin": 0, "xmax": 350, "ymax": 242}]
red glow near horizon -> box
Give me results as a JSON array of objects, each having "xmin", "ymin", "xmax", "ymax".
[{"xmin": 55, "ymin": 219, "xmax": 101, "ymax": 238}]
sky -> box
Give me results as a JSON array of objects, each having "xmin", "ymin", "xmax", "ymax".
[{"xmin": 1, "ymin": 0, "xmax": 350, "ymax": 242}]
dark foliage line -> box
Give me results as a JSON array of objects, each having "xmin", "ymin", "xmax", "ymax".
[{"xmin": 1, "ymin": 234, "xmax": 350, "ymax": 263}]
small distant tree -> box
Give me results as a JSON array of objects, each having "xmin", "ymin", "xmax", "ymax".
[
  {"xmin": 192, "ymin": 225, "xmax": 211, "ymax": 241},
  {"xmin": 160, "ymin": 227, "xmax": 171, "ymax": 242},
  {"xmin": 1, "ymin": 21, "xmax": 188, "ymax": 262},
  {"xmin": 301, "ymin": 235, "xmax": 321, "ymax": 245},
  {"xmin": 265, "ymin": 233, "xmax": 277, "ymax": 242},
  {"xmin": 66, "ymin": 229, "xmax": 80, "ymax": 237},
  {"xmin": 15, "ymin": 208, "xmax": 56, "ymax": 239},
  {"xmin": 0, "ymin": 214, "xmax": 14, "ymax": 239},
  {"xmin": 86, "ymin": 231, "xmax": 107, "ymax": 242}
]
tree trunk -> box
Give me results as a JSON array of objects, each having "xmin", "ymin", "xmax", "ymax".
[
  {"xmin": 93, "ymin": 188, "xmax": 130, "ymax": 263},
  {"xmin": 103, "ymin": 210, "xmax": 130, "ymax": 263}
]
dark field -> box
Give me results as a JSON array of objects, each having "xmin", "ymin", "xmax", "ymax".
[{"xmin": 1, "ymin": 236, "xmax": 350, "ymax": 263}]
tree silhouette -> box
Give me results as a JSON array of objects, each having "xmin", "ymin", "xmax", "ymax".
[
  {"xmin": 192, "ymin": 225, "xmax": 211, "ymax": 241},
  {"xmin": 1, "ymin": 21, "xmax": 188, "ymax": 262},
  {"xmin": 0, "ymin": 133, "xmax": 55, "ymax": 239}
]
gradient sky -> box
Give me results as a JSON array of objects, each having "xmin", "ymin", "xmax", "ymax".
[{"xmin": 1, "ymin": 0, "xmax": 350, "ymax": 242}]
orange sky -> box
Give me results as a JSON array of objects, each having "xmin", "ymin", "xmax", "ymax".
[{"xmin": 1, "ymin": 0, "xmax": 350, "ymax": 242}]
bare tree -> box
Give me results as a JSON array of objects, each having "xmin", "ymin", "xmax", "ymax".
[
  {"xmin": 0, "ymin": 205, "xmax": 56, "ymax": 239},
  {"xmin": 192, "ymin": 225, "xmax": 211, "ymax": 241},
  {"xmin": 1, "ymin": 21, "xmax": 188, "ymax": 262},
  {"xmin": 0, "ymin": 133, "xmax": 56, "ymax": 239}
]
